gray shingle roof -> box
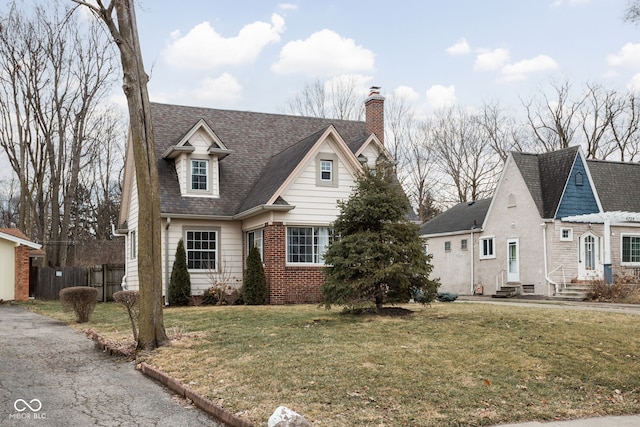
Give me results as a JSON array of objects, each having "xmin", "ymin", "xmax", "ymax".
[
  {"xmin": 587, "ymin": 158, "xmax": 640, "ymax": 212},
  {"xmin": 150, "ymin": 103, "xmax": 367, "ymax": 217},
  {"xmin": 512, "ymin": 146, "xmax": 579, "ymax": 218},
  {"xmin": 420, "ymin": 199, "xmax": 491, "ymax": 235}
]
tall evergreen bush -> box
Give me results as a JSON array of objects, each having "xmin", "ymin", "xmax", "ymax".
[
  {"xmin": 242, "ymin": 246, "xmax": 268, "ymax": 305},
  {"xmin": 168, "ymin": 239, "xmax": 191, "ymax": 306}
]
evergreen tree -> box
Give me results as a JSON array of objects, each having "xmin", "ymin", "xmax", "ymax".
[
  {"xmin": 322, "ymin": 163, "xmax": 439, "ymax": 312},
  {"xmin": 168, "ymin": 239, "xmax": 191, "ymax": 306},
  {"xmin": 242, "ymin": 246, "xmax": 268, "ymax": 305}
]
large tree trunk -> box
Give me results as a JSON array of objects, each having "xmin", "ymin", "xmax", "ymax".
[{"xmin": 101, "ymin": 0, "xmax": 167, "ymax": 350}]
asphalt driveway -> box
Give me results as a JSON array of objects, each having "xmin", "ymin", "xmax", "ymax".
[{"xmin": 0, "ymin": 305, "xmax": 225, "ymax": 426}]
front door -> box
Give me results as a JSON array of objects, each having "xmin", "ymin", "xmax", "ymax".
[
  {"xmin": 578, "ymin": 232, "xmax": 603, "ymax": 280},
  {"xmin": 507, "ymin": 238, "xmax": 519, "ymax": 282}
]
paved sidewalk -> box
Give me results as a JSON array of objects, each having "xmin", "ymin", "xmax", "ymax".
[{"xmin": 0, "ymin": 305, "xmax": 225, "ymax": 427}]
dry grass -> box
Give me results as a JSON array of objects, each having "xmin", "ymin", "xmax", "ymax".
[{"xmin": 22, "ymin": 301, "xmax": 640, "ymax": 427}]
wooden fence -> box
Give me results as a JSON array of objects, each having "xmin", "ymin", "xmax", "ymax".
[{"xmin": 31, "ymin": 264, "xmax": 125, "ymax": 301}]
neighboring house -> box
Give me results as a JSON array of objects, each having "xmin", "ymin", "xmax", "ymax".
[
  {"xmin": 118, "ymin": 89, "xmax": 390, "ymax": 304},
  {"xmin": 420, "ymin": 146, "xmax": 640, "ymax": 297},
  {"xmin": 0, "ymin": 228, "xmax": 42, "ymax": 301}
]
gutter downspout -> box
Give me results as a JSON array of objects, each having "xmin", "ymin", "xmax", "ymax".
[
  {"xmin": 111, "ymin": 223, "xmax": 128, "ymax": 290},
  {"xmin": 541, "ymin": 222, "xmax": 557, "ymax": 296},
  {"xmin": 164, "ymin": 217, "xmax": 171, "ymax": 305},
  {"xmin": 470, "ymin": 231, "xmax": 475, "ymax": 295},
  {"xmin": 603, "ymin": 218, "xmax": 612, "ymax": 283}
]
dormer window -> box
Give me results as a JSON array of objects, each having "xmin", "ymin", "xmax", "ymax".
[
  {"xmin": 191, "ymin": 159, "xmax": 209, "ymax": 191},
  {"xmin": 320, "ymin": 160, "xmax": 333, "ymax": 181}
]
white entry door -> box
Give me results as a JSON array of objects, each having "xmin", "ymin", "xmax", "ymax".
[
  {"xmin": 578, "ymin": 232, "xmax": 603, "ymax": 280},
  {"xmin": 507, "ymin": 238, "xmax": 519, "ymax": 282}
]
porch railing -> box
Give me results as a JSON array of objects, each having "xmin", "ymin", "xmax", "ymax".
[{"xmin": 547, "ymin": 264, "xmax": 566, "ymax": 295}]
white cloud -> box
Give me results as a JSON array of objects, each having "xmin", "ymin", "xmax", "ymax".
[
  {"xmin": 393, "ymin": 85, "xmax": 421, "ymax": 103},
  {"xmin": 500, "ymin": 55, "xmax": 559, "ymax": 82},
  {"xmin": 193, "ymin": 73, "xmax": 243, "ymax": 102},
  {"xmin": 271, "ymin": 29, "xmax": 375, "ymax": 76},
  {"xmin": 164, "ymin": 14, "xmax": 285, "ymax": 69},
  {"xmin": 474, "ymin": 48, "xmax": 510, "ymax": 71},
  {"xmin": 607, "ymin": 42, "xmax": 640, "ymax": 69},
  {"xmin": 425, "ymin": 85, "xmax": 456, "ymax": 110},
  {"xmin": 627, "ymin": 73, "xmax": 640, "ymax": 92},
  {"xmin": 277, "ymin": 3, "xmax": 298, "ymax": 11},
  {"xmin": 446, "ymin": 38, "xmax": 471, "ymax": 56}
]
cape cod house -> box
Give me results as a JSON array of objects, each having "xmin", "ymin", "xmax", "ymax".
[
  {"xmin": 420, "ymin": 146, "xmax": 640, "ymax": 298},
  {"xmin": 118, "ymin": 89, "xmax": 390, "ymax": 304}
]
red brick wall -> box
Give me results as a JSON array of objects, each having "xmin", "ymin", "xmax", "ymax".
[
  {"xmin": 365, "ymin": 91, "xmax": 385, "ymax": 145},
  {"xmin": 263, "ymin": 222, "xmax": 326, "ymax": 304},
  {"xmin": 14, "ymin": 245, "xmax": 30, "ymax": 301}
]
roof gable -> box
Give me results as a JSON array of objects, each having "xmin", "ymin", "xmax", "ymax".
[
  {"xmin": 149, "ymin": 103, "xmax": 368, "ymax": 217},
  {"xmin": 162, "ymin": 118, "xmax": 231, "ymax": 160},
  {"xmin": 555, "ymin": 152, "xmax": 600, "ymax": 218},
  {"xmin": 512, "ymin": 146, "xmax": 580, "ymax": 218}
]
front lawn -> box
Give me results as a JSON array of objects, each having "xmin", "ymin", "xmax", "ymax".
[{"xmin": 22, "ymin": 301, "xmax": 640, "ymax": 426}]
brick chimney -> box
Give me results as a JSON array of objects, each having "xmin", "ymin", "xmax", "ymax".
[{"xmin": 365, "ymin": 86, "xmax": 385, "ymax": 145}]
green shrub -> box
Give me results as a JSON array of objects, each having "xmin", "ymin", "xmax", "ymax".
[
  {"xmin": 437, "ymin": 292, "xmax": 459, "ymax": 302},
  {"xmin": 168, "ymin": 239, "xmax": 191, "ymax": 306},
  {"xmin": 113, "ymin": 290, "xmax": 139, "ymax": 341},
  {"xmin": 242, "ymin": 246, "xmax": 268, "ymax": 305},
  {"xmin": 59, "ymin": 286, "xmax": 98, "ymax": 323}
]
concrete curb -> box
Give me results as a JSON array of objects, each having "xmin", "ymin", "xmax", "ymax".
[
  {"xmin": 140, "ymin": 362, "xmax": 255, "ymax": 427},
  {"xmin": 85, "ymin": 330, "xmax": 254, "ymax": 427}
]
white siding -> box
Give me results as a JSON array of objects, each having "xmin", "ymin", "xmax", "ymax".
[
  {"xmin": 125, "ymin": 170, "xmax": 140, "ymax": 290},
  {"xmin": 0, "ymin": 239, "xmax": 15, "ymax": 300},
  {"xmin": 280, "ymin": 139, "xmax": 358, "ymax": 225},
  {"xmin": 359, "ymin": 143, "xmax": 380, "ymax": 169},
  {"xmin": 163, "ymin": 219, "xmax": 244, "ymax": 296}
]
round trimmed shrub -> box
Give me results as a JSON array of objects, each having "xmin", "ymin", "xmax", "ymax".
[{"xmin": 59, "ymin": 286, "xmax": 99, "ymax": 323}]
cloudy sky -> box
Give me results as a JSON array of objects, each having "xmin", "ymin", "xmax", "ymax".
[{"xmin": 121, "ymin": 0, "xmax": 640, "ymax": 116}]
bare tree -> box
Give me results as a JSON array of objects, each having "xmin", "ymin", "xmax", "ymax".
[
  {"xmin": 0, "ymin": 176, "xmax": 19, "ymax": 228},
  {"xmin": 430, "ymin": 106, "xmax": 501, "ymax": 204},
  {"xmin": 0, "ymin": 1, "xmax": 119, "ymax": 266},
  {"xmin": 479, "ymin": 101, "xmax": 531, "ymax": 161},
  {"xmin": 73, "ymin": 0, "xmax": 168, "ymax": 350},
  {"xmin": 285, "ymin": 76, "xmax": 365, "ymax": 120},
  {"xmin": 523, "ymin": 79, "xmax": 582, "ymax": 153},
  {"xmin": 624, "ymin": 0, "xmax": 640, "ymax": 23},
  {"xmin": 608, "ymin": 91, "xmax": 640, "ymax": 162}
]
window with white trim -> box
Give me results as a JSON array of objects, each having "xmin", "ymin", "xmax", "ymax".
[
  {"xmin": 320, "ymin": 160, "xmax": 333, "ymax": 181},
  {"xmin": 444, "ymin": 241, "xmax": 451, "ymax": 252},
  {"xmin": 190, "ymin": 159, "xmax": 209, "ymax": 191},
  {"xmin": 186, "ymin": 230, "xmax": 217, "ymax": 270},
  {"xmin": 480, "ymin": 236, "xmax": 495, "ymax": 259},
  {"xmin": 247, "ymin": 229, "xmax": 264, "ymax": 261},
  {"xmin": 287, "ymin": 227, "xmax": 333, "ymax": 264},
  {"xmin": 130, "ymin": 230, "xmax": 136, "ymax": 259},
  {"xmin": 622, "ymin": 235, "xmax": 640, "ymax": 264},
  {"xmin": 461, "ymin": 239, "xmax": 468, "ymax": 251},
  {"xmin": 560, "ymin": 228, "xmax": 573, "ymax": 241}
]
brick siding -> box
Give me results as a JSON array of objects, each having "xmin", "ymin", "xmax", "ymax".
[
  {"xmin": 14, "ymin": 245, "xmax": 30, "ymax": 301},
  {"xmin": 263, "ymin": 222, "xmax": 325, "ymax": 304}
]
